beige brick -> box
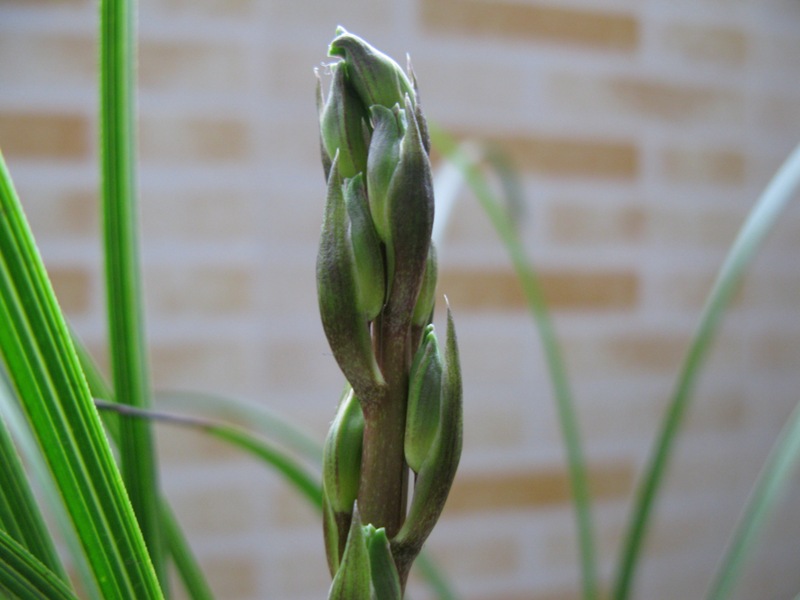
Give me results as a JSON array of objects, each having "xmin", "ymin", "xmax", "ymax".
[
  {"xmin": 271, "ymin": 545, "xmax": 330, "ymax": 596},
  {"xmin": 168, "ymin": 483, "xmax": 257, "ymax": 535},
  {"xmin": 145, "ymin": 264, "xmax": 255, "ymax": 317},
  {"xmin": 740, "ymin": 271, "xmax": 800, "ymax": 311},
  {"xmin": 200, "ymin": 554, "xmax": 260, "ymax": 600},
  {"xmin": 464, "ymin": 592, "xmax": 577, "ymax": 600},
  {"xmin": 427, "ymin": 531, "xmax": 522, "ymax": 580},
  {"xmin": 564, "ymin": 332, "xmax": 689, "ymax": 376},
  {"xmin": 141, "ymin": 187, "xmax": 258, "ymax": 241},
  {"xmin": 0, "ymin": 32, "xmax": 94, "ymax": 86},
  {"xmin": 149, "ymin": 339, "xmax": 258, "ymax": 396},
  {"xmin": 139, "ymin": 117, "xmax": 251, "ymax": 163},
  {"xmin": 548, "ymin": 74, "xmax": 743, "ymax": 123},
  {"xmin": 0, "ymin": 112, "xmax": 90, "ymax": 160},
  {"xmin": 751, "ymin": 332, "xmax": 800, "ymax": 371},
  {"xmin": 48, "ymin": 265, "xmax": 92, "ymax": 315},
  {"xmin": 439, "ymin": 267, "xmax": 639, "ymax": 311},
  {"xmin": 660, "ymin": 23, "xmax": 748, "ymax": 67},
  {"xmin": 457, "ymin": 132, "xmax": 639, "ymax": 179},
  {"xmin": 17, "ymin": 186, "xmax": 98, "ymax": 238},
  {"xmin": 422, "ymin": 0, "xmax": 639, "ymax": 52},
  {"xmin": 271, "ymin": 485, "xmax": 321, "ymax": 529},
  {"xmin": 661, "ymin": 146, "xmax": 745, "ymax": 185},
  {"xmin": 648, "ymin": 205, "xmax": 745, "ymax": 247},
  {"xmin": 445, "ymin": 462, "xmax": 633, "ymax": 513},
  {"xmin": 139, "ymin": 0, "xmax": 255, "ymax": 16},
  {"xmin": 465, "ymin": 401, "xmax": 528, "ymax": 451},
  {"xmin": 757, "ymin": 95, "xmax": 800, "ymax": 134},
  {"xmin": 548, "ymin": 201, "xmax": 645, "ymax": 244},
  {"xmin": 139, "ymin": 40, "xmax": 249, "ymax": 92}
]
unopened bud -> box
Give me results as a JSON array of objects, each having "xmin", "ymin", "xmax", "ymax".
[
  {"xmin": 329, "ymin": 27, "xmax": 414, "ymax": 111},
  {"xmin": 317, "ymin": 157, "xmax": 386, "ymax": 398},
  {"xmin": 323, "ymin": 387, "xmax": 364, "ymax": 515},
  {"xmin": 405, "ymin": 326, "xmax": 443, "ymax": 473},
  {"xmin": 328, "ymin": 503, "xmax": 371, "ymax": 600},
  {"xmin": 344, "ymin": 174, "xmax": 385, "ymax": 321},
  {"xmin": 411, "ymin": 243, "xmax": 437, "ymax": 328},
  {"xmin": 319, "ymin": 64, "xmax": 370, "ymax": 179},
  {"xmin": 393, "ymin": 307, "xmax": 463, "ymax": 560},
  {"xmin": 364, "ymin": 526, "xmax": 402, "ymax": 600},
  {"xmin": 366, "ymin": 104, "xmax": 404, "ymax": 245}
]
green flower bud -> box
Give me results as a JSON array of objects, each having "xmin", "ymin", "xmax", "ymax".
[
  {"xmin": 319, "ymin": 63, "xmax": 370, "ymax": 180},
  {"xmin": 392, "ymin": 307, "xmax": 462, "ymax": 572},
  {"xmin": 366, "ymin": 104, "xmax": 404, "ymax": 244},
  {"xmin": 323, "ymin": 386, "xmax": 364, "ymax": 515},
  {"xmin": 364, "ymin": 526, "xmax": 402, "ymax": 600},
  {"xmin": 328, "ymin": 504, "xmax": 371, "ymax": 600},
  {"xmin": 411, "ymin": 243, "xmax": 437, "ymax": 329},
  {"xmin": 384, "ymin": 96, "xmax": 435, "ymax": 325},
  {"xmin": 404, "ymin": 325, "xmax": 443, "ymax": 473},
  {"xmin": 344, "ymin": 174, "xmax": 385, "ymax": 321},
  {"xmin": 329, "ymin": 27, "xmax": 414, "ymax": 111},
  {"xmin": 317, "ymin": 157, "xmax": 386, "ymax": 399}
]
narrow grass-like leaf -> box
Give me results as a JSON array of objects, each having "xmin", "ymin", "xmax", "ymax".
[
  {"xmin": 705, "ymin": 399, "xmax": 800, "ymax": 600},
  {"xmin": 156, "ymin": 390, "xmax": 323, "ymax": 466},
  {"xmin": 99, "ymin": 0, "xmax": 165, "ymax": 583},
  {"xmin": 0, "ymin": 529, "xmax": 79, "ymax": 600},
  {"xmin": 613, "ymin": 143, "xmax": 800, "ymax": 600},
  {"xmin": 72, "ymin": 336, "xmax": 214, "ymax": 600},
  {"xmin": 430, "ymin": 127, "xmax": 598, "ymax": 600},
  {"xmin": 0, "ymin": 408, "xmax": 65, "ymax": 581},
  {"xmin": 0, "ymin": 150, "xmax": 162, "ymax": 598},
  {"xmin": 95, "ymin": 400, "xmax": 324, "ymax": 508},
  {"xmin": 0, "ymin": 373, "xmax": 98, "ymax": 599}
]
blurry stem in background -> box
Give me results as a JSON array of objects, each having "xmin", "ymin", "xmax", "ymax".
[
  {"xmin": 613, "ymin": 143, "xmax": 800, "ymax": 600},
  {"xmin": 99, "ymin": 0, "xmax": 165, "ymax": 585},
  {"xmin": 430, "ymin": 126, "xmax": 598, "ymax": 600}
]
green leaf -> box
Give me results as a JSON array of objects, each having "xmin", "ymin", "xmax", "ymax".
[
  {"xmin": 613, "ymin": 143, "xmax": 800, "ymax": 600},
  {"xmin": 0, "ymin": 529, "xmax": 79, "ymax": 600},
  {"xmin": 429, "ymin": 127, "xmax": 598, "ymax": 600},
  {"xmin": 0, "ymin": 402, "xmax": 65, "ymax": 581},
  {"xmin": 0, "ymin": 150, "xmax": 163, "ymax": 599},
  {"xmin": 99, "ymin": 0, "xmax": 165, "ymax": 585},
  {"xmin": 705, "ymin": 399, "xmax": 800, "ymax": 600},
  {"xmin": 328, "ymin": 505, "xmax": 371, "ymax": 600}
]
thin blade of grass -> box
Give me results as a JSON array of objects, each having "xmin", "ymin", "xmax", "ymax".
[
  {"xmin": 99, "ymin": 0, "xmax": 165, "ymax": 584},
  {"xmin": 72, "ymin": 335, "xmax": 215, "ymax": 600},
  {"xmin": 0, "ymin": 406, "xmax": 66, "ymax": 581},
  {"xmin": 705, "ymin": 399, "xmax": 800, "ymax": 600},
  {"xmin": 430, "ymin": 127, "xmax": 598, "ymax": 600},
  {"xmin": 0, "ymin": 151, "xmax": 163, "ymax": 598},
  {"xmin": 0, "ymin": 529, "xmax": 79, "ymax": 600},
  {"xmin": 612, "ymin": 142, "xmax": 800, "ymax": 600},
  {"xmin": 156, "ymin": 390, "xmax": 323, "ymax": 466}
]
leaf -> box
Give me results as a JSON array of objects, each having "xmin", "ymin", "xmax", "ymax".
[{"xmin": 0, "ymin": 529, "xmax": 79, "ymax": 600}]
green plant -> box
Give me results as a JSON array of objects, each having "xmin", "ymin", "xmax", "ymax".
[{"xmin": 315, "ymin": 29, "xmax": 463, "ymax": 596}]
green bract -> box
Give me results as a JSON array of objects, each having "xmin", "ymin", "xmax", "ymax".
[{"xmin": 329, "ymin": 27, "xmax": 414, "ymax": 111}]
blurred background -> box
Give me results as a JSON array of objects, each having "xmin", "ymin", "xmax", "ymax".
[{"xmin": 1, "ymin": 0, "xmax": 800, "ymax": 598}]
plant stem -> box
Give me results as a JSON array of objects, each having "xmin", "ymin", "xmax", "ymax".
[
  {"xmin": 358, "ymin": 313, "xmax": 409, "ymax": 539},
  {"xmin": 99, "ymin": 0, "xmax": 165, "ymax": 585}
]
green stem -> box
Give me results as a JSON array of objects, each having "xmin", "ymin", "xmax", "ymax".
[{"xmin": 99, "ymin": 0, "xmax": 165, "ymax": 585}]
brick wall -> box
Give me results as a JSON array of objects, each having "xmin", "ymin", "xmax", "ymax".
[{"xmin": 2, "ymin": 0, "xmax": 800, "ymax": 598}]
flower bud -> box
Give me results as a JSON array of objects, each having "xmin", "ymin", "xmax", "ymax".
[
  {"xmin": 411, "ymin": 243, "xmax": 437, "ymax": 329},
  {"xmin": 366, "ymin": 104, "xmax": 404, "ymax": 245},
  {"xmin": 404, "ymin": 325, "xmax": 443, "ymax": 473},
  {"xmin": 384, "ymin": 96, "xmax": 435, "ymax": 325},
  {"xmin": 319, "ymin": 63, "xmax": 370, "ymax": 180},
  {"xmin": 329, "ymin": 27, "xmax": 414, "ymax": 111},
  {"xmin": 344, "ymin": 174, "xmax": 385, "ymax": 321},
  {"xmin": 317, "ymin": 157, "xmax": 386, "ymax": 399},
  {"xmin": 393, "ymin": 307, "xmax": 462, "ymax": 561},
  {"xmin": 323, "ymin": 386, "xmax": 364, "ymax": 515},
  {"xmin": 364, "ymin": 526, "xmax": 402, "ymax": 600},
  {"xmin": 328, "ymin": 503, "xmax": 371, "ymax": 600}
]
